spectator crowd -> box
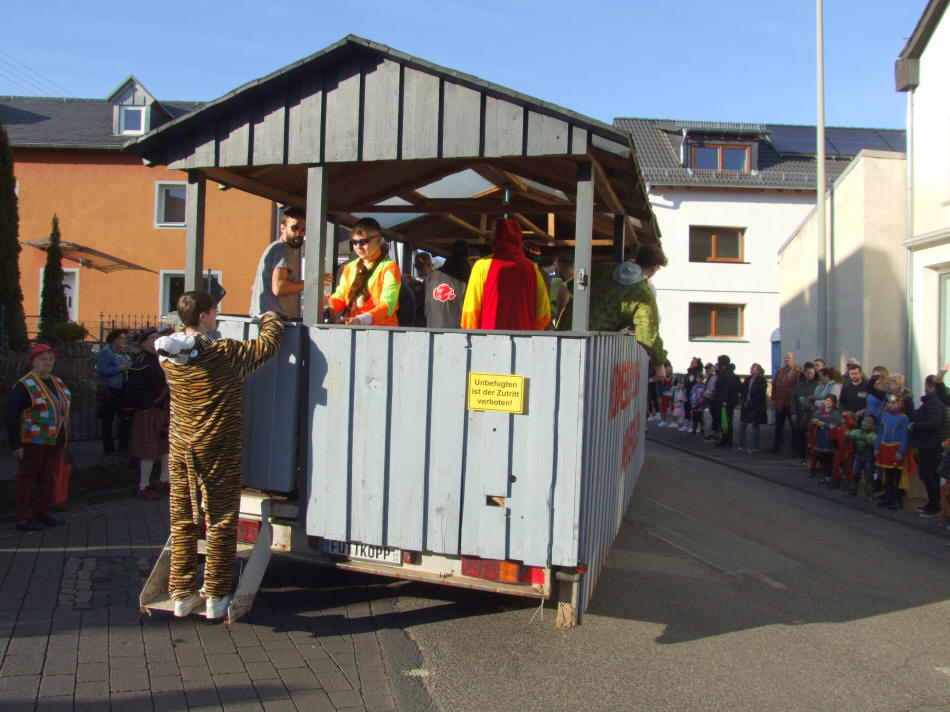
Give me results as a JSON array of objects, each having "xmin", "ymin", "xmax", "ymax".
[{"xmin": 648, "ymin": 352, "xmax": 950, "ymax": 535}]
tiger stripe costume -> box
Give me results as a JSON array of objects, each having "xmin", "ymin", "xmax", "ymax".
[{"xmin": 161, "ymin": 314, "xmax": 283, "ymax": 600}]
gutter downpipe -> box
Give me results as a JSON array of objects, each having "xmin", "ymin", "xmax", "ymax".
[
  {"xmin": 905, "ymin": 88, "xmax": 915, "ymax": 388},
  {"xmin": 815, "ymin": 0, "xmax": 827, "ymax": 360}
]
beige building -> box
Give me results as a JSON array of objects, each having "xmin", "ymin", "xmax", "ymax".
[
  {"xmin": 779, "ymin": 150, "xmax": 907, "ymax": 371},
  {"xmin": 896, "ymin": 0, "xmax": 950, "ymax": 395}
]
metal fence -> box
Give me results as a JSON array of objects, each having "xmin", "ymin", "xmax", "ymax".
[{"xmin": 22, "ymin": 313, "xmax": 163, "ymax": 347}]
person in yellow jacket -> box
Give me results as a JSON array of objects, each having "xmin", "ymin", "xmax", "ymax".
[{"xmin": 327, "ymin": 218, "xmax": 401, "ymax": 326}]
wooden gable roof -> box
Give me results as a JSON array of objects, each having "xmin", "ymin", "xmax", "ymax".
[{"xmin": 125, "ymin": 35, "xmax": 659, "ymax": 251}]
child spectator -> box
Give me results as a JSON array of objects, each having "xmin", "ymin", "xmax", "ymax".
[
  {"xmin": 847, "ymin": 414, "xmax": 878, "ymax": 500},
  {"xmin": 813, "ymin": 394, "xmax": 842, "ymax": 486},
  {"xmin": 832, "ymin": 411, "xmax": 856, "ymax": 491},
  {"xmin": 671, "ymin": 378, "xmax": 687, "ymax": 430},
  {"xmin": 875, "ymin": 394, "xmax": 911, "ymax": 510},
  {"xmin": 657, "ymin": 369, "xmax": 674, "ymax": 427},
  {"xmin": 689, "ymin": 374, "xmax": 706, "ymax": 435},
  {"xmin": 702, "ymin": 363, "xmax": 718, "ymax": 440}
]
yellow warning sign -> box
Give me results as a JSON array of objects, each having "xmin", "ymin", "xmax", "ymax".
[{"xmin": 467, "ymin": 372, "xmax": 526, "ymax": 414}]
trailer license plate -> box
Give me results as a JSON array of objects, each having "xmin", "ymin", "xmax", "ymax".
[{"xmin": 322, "ymin": 540, "xmax": 402, "ymax": 566}]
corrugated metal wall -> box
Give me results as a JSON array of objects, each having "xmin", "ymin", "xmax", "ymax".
[
  {"xmin": 217, "ymin": 318, "xmax": 304, "ymax": 492},
  {"xmin": 575, "ymin": 334, "xmax": 647, "ymax": 614}
]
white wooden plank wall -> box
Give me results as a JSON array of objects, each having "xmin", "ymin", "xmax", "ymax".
[
  {"xmin": 425, "ymin": 332, "xmax": 468, "ymax": 553},
  {"xmin": 361, "ymin": 59, "xmax": 400, "ymax": 161},
  {"xmin": 306, "ymin": 328, "xmax": 594, "ymax": 565},
  {"xmin": 400, "ymin": 68, "xmax": 440, "ymax": 160},
  {"xmin": 462, "ymin": 333, "xmax": 510, "ymax": 560},
  {"xmin": 385, "ymin": 331, "xmax": 430, "ymax": 550},
  {"xmin": 287, "ymin": 73, "xmax": 323, "ymax": 165},
  {"xmin": 323, "ymin": 56, "xmax": 362, "ymax": 163}
]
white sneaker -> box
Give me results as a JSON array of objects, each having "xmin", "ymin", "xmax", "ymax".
[
  {"xmin": 205, "ymin": 595, "xmax": 231, "ymax": 620},
  {"xmin": 657, "ymin": 421, "xmax": 667, "ymax": 427},
  {"xmin": 173, "ymin": 592, "xmax": 203, "ymax": 618}
]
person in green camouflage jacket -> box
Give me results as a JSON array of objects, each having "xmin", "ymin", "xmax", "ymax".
[{"xmin": 588, "ymin": 244, "xmax": 668, "ymax": 374}]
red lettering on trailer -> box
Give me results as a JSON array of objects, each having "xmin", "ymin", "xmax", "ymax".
[
  {"xmin": 621, "ymin": 413, "xmax": 641, "ymax": 472},
  {"xmin": 609, "ymin": 360, "xmax": 641, "ymax": 419}
]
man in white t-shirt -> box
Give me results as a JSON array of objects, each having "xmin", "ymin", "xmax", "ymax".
[{"xmin": 249, "ymin": 207, "xmax": 306, "ymax": 319}]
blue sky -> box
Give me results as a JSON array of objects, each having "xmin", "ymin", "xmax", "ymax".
[{"xmin": 1, "ymin": 0, "xmax": 927, "ymax": 129}]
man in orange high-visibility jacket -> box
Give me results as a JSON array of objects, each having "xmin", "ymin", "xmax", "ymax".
[{"xmin": 461, "ymin": 218, "xmax": 550, "ymax": 330}]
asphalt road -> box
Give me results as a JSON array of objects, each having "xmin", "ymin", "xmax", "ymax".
[{"xmin": 365, "ymin": 440, "xmax": 950, "ymax": 712}]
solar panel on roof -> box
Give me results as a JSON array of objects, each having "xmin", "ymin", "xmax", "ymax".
[
  {"xmin": 878, "ymin": 130, "xmax": 906, "ymax": 152},
  {"xmin": 825, "ymin": 128, "xmax": 891, "ymax": 155},
  {"xmin": 768, "ymin": 126, "xmax": 817, "ymax": 155}
]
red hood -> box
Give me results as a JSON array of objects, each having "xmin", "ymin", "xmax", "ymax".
[{"xmin": 491, "ymin": 218, "xmax": 527, "ymax": 262}]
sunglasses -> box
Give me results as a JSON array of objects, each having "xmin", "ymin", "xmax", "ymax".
[{"xmin": 351, "ymin": 236, "xmax": 378, "ymax": 247}]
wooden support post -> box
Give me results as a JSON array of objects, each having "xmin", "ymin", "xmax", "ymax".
[
  {"xmin": 613, "ymin": 214, "xmax": 625, "ymax": 263},
  {"xmin": 302, "ymin": 166, "xmax": 328, "ymax": 326},
  {"xmin": 571, "ymin": 162, "xmax": 594, "ymax": 332},
  {"xmin": 184, "ymin": 171, "xmax": 206, "ymax": 291}
]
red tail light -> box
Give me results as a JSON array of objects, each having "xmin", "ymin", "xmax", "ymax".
[
  {"xmin": 237, "ymin": 519, "xmax": 261, "ymax": 543},
  {"xmin": 461, "ymin": 557, "xmax": 545, "ymax": 585}
]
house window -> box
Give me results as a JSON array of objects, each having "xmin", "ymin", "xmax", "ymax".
[
  {"xmin": 160, "ymin": 270, "xmax": 222, "ymax": 316},
  {"xmin": 689, "ymin": 227, "xmax": 745, "ymax": 262},
  {"xmin": 119, "ymin": 106, "xmax": 145, "ymax": 135},
  {"xmin": 691, "ymin": 144, "xmax": 750, "ymax": 174},
  {"xmin": 155, "ymin": 182, "xmax": 187, "ymax": 228},
  {"xmin": 689, "ymin": 303, "xmax": 744, "ymax": 339},
  {"xmin": 39, "ymin": 267, "xmax": 78, "ymax": 323}
]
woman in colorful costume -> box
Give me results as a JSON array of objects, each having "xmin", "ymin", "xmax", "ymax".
[
  {"xmin": 5, "ymin": 343, "xmax": 70, "ymax": 531},
  {"xmin": 327, "ymin": 218, "xmax": 401, "ymax": 326}
]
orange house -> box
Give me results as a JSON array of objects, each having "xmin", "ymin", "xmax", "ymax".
[{"xmin": 2, "ymin": 76, "xmax": 275, "ymax": 333}]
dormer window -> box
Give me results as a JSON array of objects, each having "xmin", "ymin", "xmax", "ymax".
[
  {"xmin": 684, "ymin": 130, "xmax": 758, "ymax": 175},
  {"xmin": 108, "ymin": 75, "xmax": 169, "ymax": 137},
  {"xmin": 119, "ymin": 106, "xmax": 145, "ymax": 135},
  {"xmin": 692, "ymin": 144, "xmax": 750, "ymax": 173}
]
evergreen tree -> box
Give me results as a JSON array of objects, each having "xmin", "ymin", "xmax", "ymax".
[
  {"xmin": 0, "ymin": 120, "xmax": 27, "ymax": 350},
  {"xmin": 38, "ymin": 214, "xmax": 69, "ymax": 336}
]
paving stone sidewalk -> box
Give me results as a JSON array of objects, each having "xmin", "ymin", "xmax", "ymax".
[{"xmin": 0, "ymin": 496, "xmax": 399, "ymax": 711}]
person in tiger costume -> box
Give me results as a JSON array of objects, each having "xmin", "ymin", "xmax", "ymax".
[{"xmin": 155, "ymin": 290, "xmax": 283, "ymax": 619}]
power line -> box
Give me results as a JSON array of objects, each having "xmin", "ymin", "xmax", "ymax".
[
  {"xmin": 0, "ymin": 59, "xmax": 56, "ymax": 96},
  {"xmin": 0, "ymin": 49, "xmax": 75, "ymax": 97},
  {"xmin": 0, "ymin": 66, "xmax": 45, "ymax": 96}
]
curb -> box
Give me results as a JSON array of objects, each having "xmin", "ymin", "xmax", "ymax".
[{"xmin": 646, "ymin": 433, "xmax": 947, "ymax": 539}]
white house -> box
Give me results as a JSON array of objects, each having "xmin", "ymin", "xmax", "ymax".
[
  {"xmin": 896, "ymin": 0, "xmax": 950, "ymax": 396},
  {"xmin": 614, "ymin": 118, "xmax": 904, "ymax": 375}
]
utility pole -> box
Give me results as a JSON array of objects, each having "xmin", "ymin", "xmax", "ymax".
[{"xmin": 815, "ymin": 0, "xmax": 827, "ymax": 359}]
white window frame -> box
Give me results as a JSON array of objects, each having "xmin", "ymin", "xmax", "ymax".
[
  {"xmin": 119, "ymin": 106, "xmax": 146, "ymax": 135},
  {"xmin": 159, "ymin": 270, "xmax": 223, "ymax": 317},
  {"xmin": 38, "ymin": 267, "xmax": 79, "ymax": 323},
  {"xmin": 155, "ymin": 182, "xmax": 187, "ymax": 229}
]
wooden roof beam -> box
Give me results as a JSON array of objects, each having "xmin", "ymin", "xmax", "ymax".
[
  {"xmin": 512, "ymin": 213, "xmax": 555, "ymax": 245},
  {"xmin": 204, "ymin": 167, "xmax": 306, "ymax": 208}
]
